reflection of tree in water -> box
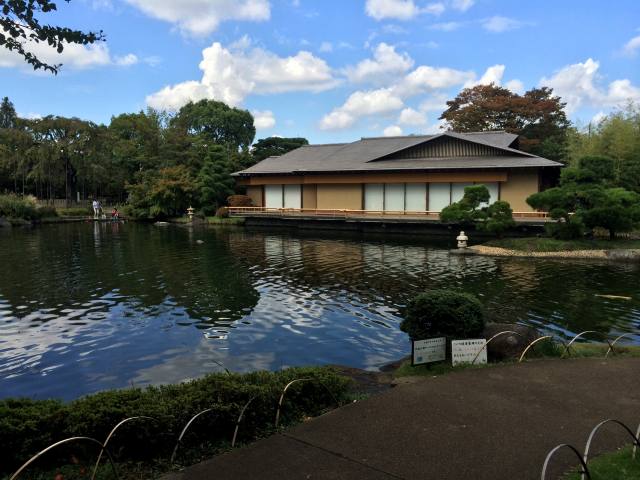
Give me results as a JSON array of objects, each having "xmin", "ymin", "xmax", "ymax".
[
  {"xmin": 225, "ymin": 229, "xmax": 640, "ymax": 339},
  {"xmin": 0, "ymin": 223, "xmax": 259, "ymax": 327}
]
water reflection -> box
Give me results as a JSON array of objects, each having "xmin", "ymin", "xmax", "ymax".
[{"xmin": 0, "ymin": 224, "xmax": 638, "ymax": 400}]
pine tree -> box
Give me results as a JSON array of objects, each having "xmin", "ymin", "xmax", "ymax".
[{"xmin": 0, "ymin": 97, "xmax": 17, "ymax": 129}]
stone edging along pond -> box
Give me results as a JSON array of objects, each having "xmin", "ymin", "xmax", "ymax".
[{"xmin": 466, "ymin": 245, "xmax": 640, "ymax": 261}]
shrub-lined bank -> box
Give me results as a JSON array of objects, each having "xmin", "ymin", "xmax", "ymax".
[
  {"xmin": 0, "ymin": 366, "xmax": 350, "ymax": 478},
  {"xmin": 0, "ymin": 194, "xmax": 57, "ymax": 225}
]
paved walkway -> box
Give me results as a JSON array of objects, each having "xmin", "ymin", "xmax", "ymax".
[{"xmin": 165, "ymin": 358, "xmax": 640, "ymax": 480}]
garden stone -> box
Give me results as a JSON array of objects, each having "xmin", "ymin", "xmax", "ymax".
[{"xmin": 482, "ymin": 323, "xmax": 539, "ymax": 361}]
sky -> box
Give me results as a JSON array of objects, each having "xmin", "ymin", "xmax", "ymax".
[{"xmin": 0, "ymin": 0, "xmax": 639, "ymax": 144}]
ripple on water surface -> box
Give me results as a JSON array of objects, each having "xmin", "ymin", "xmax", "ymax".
[{"xmin": 0, "ymin": 223, "xmax": 638, "ymax": 400}]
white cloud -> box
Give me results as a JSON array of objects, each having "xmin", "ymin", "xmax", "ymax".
[
  {"xmin": 252, "ymin": 110, "xmax": 276, "ymax": 129},
  {"xmin": 0, "ymin": 38, "xmax": 136, "ymax": 71},
  {"xmin": 396, "ymin": 65, "xmax": 475, "ymax": 96},
  {"xmin": 146, "ymin": 38, "xmax": 337, "ymax": 110},
  {"xmin": 365, "ymin": 0, "xmax": 444, "ymax": 21},
  {"xmin": 450, "ymin": 0, "xmax": 474, "ymax": 11},
  {"xmin": 398, "ymin": 107, "xmax": 427, "ymax": 125},
  {"xmin": 143, "ymin": 56, "xmax": 162, "ymax": 67},
  {"xmin": 418, "ymin": 93, "xmax": 449, "ymax": 112},
  {"xmin": 319, "ymin": 41, "xmax": 333, "ymax": 53},
  {"xmin": 429, "ymin": 21, "xmax": 464, "ymax": 31},
  {"xmin": 344, "ymin": 43, "xmax": 414, "ymax": 84},
  {"xmin": 124, "ymin": 0, "xmax": 270, "ymax": 36},
  {"xmin": 319, "ymin": 110, "xmax": 356, "ymax": 130},
  {"xmin": 471, "ymin": 64, "xmax": 505, "ymax": 86},
  {"xmin": 115, "ymin": 53, "xmax": 139, "ymax": 66},
  {"xmin": 540, "ymin": 58, "xmax": 640, "ymax": 113},
  {"xmin": 319, "ymin": 88, "xmax": 403, "ymax": 130},
  {"xmin": 505, "ymin": 79, "xmax": 525, "ymax": 94},
  {"xmin": 383, "ymin": 125, "xmax": 403, "ymax": 136},
  {"xmin": 482, "ymin": 16, "xmax": 525, "ymax": 33},
  {"xmin": 622, "ymin": 35, "xmax": 640, "ymax": 57}
]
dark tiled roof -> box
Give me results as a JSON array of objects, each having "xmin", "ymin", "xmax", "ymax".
[{"xmin": 235, "ymin": 131, "xmax": 561, "ymax": 176}]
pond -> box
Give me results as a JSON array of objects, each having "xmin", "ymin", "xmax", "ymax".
[{"xmin": 1, "ymin": 222, "xmax": 639, "ymax": 400}]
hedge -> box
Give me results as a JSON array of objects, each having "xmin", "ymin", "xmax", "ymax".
[{"xmin": 0, "ymin": 366, "xmax": 350, "ymax": 476}]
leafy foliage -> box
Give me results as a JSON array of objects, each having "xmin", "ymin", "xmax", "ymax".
[
  {"xmin": 439, "ymin": 84, "xmax": 570, "ymax": 161},
  {"xmin": 252, "ymin": 137, "xmax": 309, "ymax": 162},
  {"xmin": 0, "ymin": 96, "xmax": 17, "ymax": 128},
  {"xmin": 567, "ymin": 103, "xmax": 640, "ymax": 193},
  {"xmin": 0, "ymin": 0, "xmax": 105, "ymax": 74},
  {"xmin": 0, "ymin": 97, "xmax": 303, "ymax": 219},
  {"xmin": 125, "ymin": 166, "xmax": 196, "ymax": 220},
  {"xmin": 0, "ymin": 367, "xmax": 350, "ymax": 476},
  {"xmin": 482, "ymin": 201, "xmax": 516, "ymax": 237},
  {"xmin": 440, "ymin": 184, "xmax": 515, "ymax": 236},
  {"xmin": 440, "ymin": 184, "xmax": 490, "ymax": 225},
  {"xmin": 197, "ymin": 145, "xmax": 235, "ymax": 215},
  {"xmin": 527, "ymin": 155, "xmax": 640, "ymax": 239},
  {"xmin": 173, "ymin": 99, "xmax": 256, "ymax": 152},
  {"xmin": 400, "ymin": 290, "xmax": 485, "ymax": 341}
]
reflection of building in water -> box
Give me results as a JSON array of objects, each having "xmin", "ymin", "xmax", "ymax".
[
  {"xmin": 498, "ymin": 260, "xmax": 540, "ymax": 292},
  {"xmin": 264, "ymin": 236, "xmax": 302, "ymax": 263}
]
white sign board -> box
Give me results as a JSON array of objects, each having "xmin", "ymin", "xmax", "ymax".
[
  {"xmin": 451, "ymin": 339, "xmax": 487, "ymax": 366},
  {"xmin": 412, "ymin": 337, "xmax": 446, "ymax": 365}
]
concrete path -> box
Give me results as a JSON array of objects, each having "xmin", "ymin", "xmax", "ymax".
[{"xmin": 166, "ymin": 358, "xmax": 640, "ymax": 480}]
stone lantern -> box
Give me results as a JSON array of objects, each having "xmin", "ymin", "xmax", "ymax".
[
  {"xmin": 187, "ymin": 206, "xmax": 195, "ymax": 221},
  {"xmin": 456, "ymin": 231, "xmax": 468, "ymax": 249}
]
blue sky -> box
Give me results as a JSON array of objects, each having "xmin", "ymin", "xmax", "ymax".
[{"xmin": 0, "ymin": 0, "xmax": 639, "ymax": 144}]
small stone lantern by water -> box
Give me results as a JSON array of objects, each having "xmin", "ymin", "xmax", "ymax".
[
  {"xmin": 187, "ymin": 206, "xmax": 195, "ymax": 221},
  {"xmin": 456, "ymin": 231, "xmax": 468, "ymax": 249}
]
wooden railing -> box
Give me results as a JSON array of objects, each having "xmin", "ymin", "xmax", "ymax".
[{"xmin": 227, "ymin": 207, "xmax": 550, "ymax": 219}]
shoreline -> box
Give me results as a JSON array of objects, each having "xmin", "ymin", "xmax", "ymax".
[{"xmin": 466, "ymin": 244, "xmax": 640, "ymax": 261}]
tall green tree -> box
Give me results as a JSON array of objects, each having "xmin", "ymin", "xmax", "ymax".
[
  {"xmin": 252, "ymin": 137, "xmax": 309, "ymax": 162},
  {"xmin": 439, "ymin": 84, "xmax": 571, "ymax": 161},
  {"xmin": 173, "ymin": 100, "xmax": 256, "ymax": 153},
  {"xmin": 0, "ymin": 0, "xmax": 105, "ymax": 74},
  {"xmin": 0, "ymin": 97, "xmax": 17, "ymax": 129},
  {"xmin": 567, "ymin": 103, "xmax": 640, "ymax": 192},
  {"xmin": 197, "ymin": 145, "xmax": 235, "ymax": 214}
]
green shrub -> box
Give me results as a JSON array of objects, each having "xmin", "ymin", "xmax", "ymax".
[
  {"xmin": 480, "ymin": 200, "xmax": 516, "ymax": 237},
  {"xmin": 216, "ymin": 206, "xmax": 230, "ymax": 218},
  {"xmin": 0, "ymin": 194, "xmax": 39, "ymax": 220},
  {"xmin": 36, "ymin": 205, "xmax": 58, "ymax": 218},
  {"xmin": 227, "ymin": 195, "xmax": 253, "ymax": 207},
  {"xmin": 0, "ymin": 367, "xmax": 350, "ymax": 476},
  {"xmin": 57, "ymin": 207, "xmax": 92, "ymax": 217},
  {"xmin": 400, "ymin": 290, "xmax": 485, "ymax": 341}
]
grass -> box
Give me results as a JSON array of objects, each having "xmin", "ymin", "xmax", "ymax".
[
  {"xmin": 563, "ymin": 446, "xmax": 640, "ymax": 480},
  {"xmin": 206, "ymin": 216, "xmax": 245, "ymax": 225},
  {"xmin": 485, "ymin": 237, "xmax": 640, "ymax": 252}
]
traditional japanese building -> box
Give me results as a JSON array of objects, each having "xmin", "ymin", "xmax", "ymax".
[{"xmin": 233, "ymin": 131, "xmax": 561, "ymax": 215}]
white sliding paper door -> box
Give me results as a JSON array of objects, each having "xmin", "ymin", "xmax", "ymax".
[
  {"xmin": 451, "ymin": 183, "xmax": 473, "ymax": 203},
  {"xmin": 364, "ymin": 184, "xmax": 384, "ymax": 211},
  {"xmin": 283, "ymin": 184, "xmax": 301, "ymax": 209},
  {"xmin": 428, "ymin": 183, "xmax": 450, "ymax": 212},
  {"xmin": 264, "ymin": 184, "xmax": 283, "ymax": 208},
  {"xmin": 384, "ymin": 184, "xmax": 405, "ymax": 212},
  {"xmin": 405, "ymin": 183, "xmax": 427, "ymax": 212}
]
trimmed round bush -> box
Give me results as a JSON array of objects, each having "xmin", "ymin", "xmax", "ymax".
[
  {"xmin": 216, "ymin": 206, "xmax": 230, "ymax": 218},
  {"xmin": 400, "ymin": 290, "xmax": 485, "ymax": 340}
]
